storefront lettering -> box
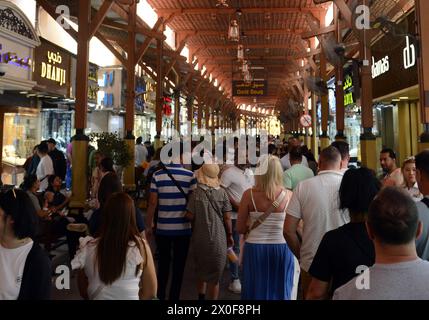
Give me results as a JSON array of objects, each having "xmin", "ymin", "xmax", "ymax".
[
  {"xmin": 344, "ymin": 92, "xmax": 354, "ymax": 106},
  {"xmin": 343, "ymin": 75, "xmax": 353, "ymax": 91},
  {"xmin": 403, "ymin": 36, "xmax": 416, "ymax": 70},
  {"xmin": 41, "ymin": 51, "xmax": 66, "ymax": 86},
  {"xmin": 371, "ymin": 55, "xmax": 389, "ymax": 79},
  {"xmin": 0, "ymin": 45, "xmax": 31, "ymax": 69},
  {"xmin": 88, "ymin": 86, "xmax": 98, "ymax": 101}
]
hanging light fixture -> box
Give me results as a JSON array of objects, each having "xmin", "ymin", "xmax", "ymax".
[
  {"xmin": 237, "ymin": 44, "xmax": 244, "ymax": 61},
  {"xmin": 228, "ymin": 20, "xmax": 240, "ymax": 42},
  {"xmin": 244, "ymin": 71, "xmax": 252, "ymax": 83},
  {"xmin": 216, "ymin": 0, "xmax": 229, "ymax": 7},
  {"xmin": 242, "ymin": 60, "xmax": 249, "ymax": 73}
]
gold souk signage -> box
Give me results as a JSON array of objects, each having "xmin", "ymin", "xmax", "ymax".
[
  {"xmin": 232, "ymin": 80, "xmax": 267, "ymax": 96},
  {"xmin": 34, "ymin": 39, "xmax": 71, "ymax": 96}
]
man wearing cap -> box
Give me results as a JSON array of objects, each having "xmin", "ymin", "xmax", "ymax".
[{"xmin": 47, "ymin": 138, "xmax": 67, "ymax": 182}]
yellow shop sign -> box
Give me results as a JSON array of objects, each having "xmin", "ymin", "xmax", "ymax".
[{"xmin": 40, "ymin": 51, "xmax": 66, "ymax": 86}]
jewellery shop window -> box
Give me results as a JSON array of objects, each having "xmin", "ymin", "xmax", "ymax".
[
  {"xmin": 41, "ymin": 110, "xmax": 74, "ymax": 153},
  {"xmin": 2, "ymin": 113, "xmax": 40, "ymax": 186}
]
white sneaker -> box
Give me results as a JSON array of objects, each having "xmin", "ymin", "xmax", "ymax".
[{"xmin": 228, "ymin": 279, "xmax": 241, "ymax": 294}]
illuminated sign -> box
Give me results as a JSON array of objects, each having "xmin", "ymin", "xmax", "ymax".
[
  {"xmin": 232, "ymin": 80, "xmax": 267, "ymax": 96},
  {"xmin": 343, "ymin": 74, "xmax": 355, "ymax": 106},
  {"xmin": 0, "ymin": 44, "xmax": 31, "ymax": 69},
  {"xmin": 403, "ymin": 36, "xmax": 416, "ymax": 70},
  {"xmin": 88, "ymin": 64, "xmax": 99, "ymax": 103},
  {"xmin": 34, "ymin": 40, "xmax": 71, "ymax": 96},
  {"xmin": 371, "ymin": 55, "xmax": 389, "ymax": 79},
  {"xmin": 41, "ymin": 51, "xmax": 66, "ymax": 86}
]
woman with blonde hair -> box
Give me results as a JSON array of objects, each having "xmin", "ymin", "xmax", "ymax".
[
  {"xmin": 237, "ymin": 154, "xmax": 298, "ymax": 300},
  {"xmin": 402, "ymin": 156, "xmax": 423, "ymax": 201}
]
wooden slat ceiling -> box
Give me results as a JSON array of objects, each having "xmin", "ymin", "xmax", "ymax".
[
  {"xmin": 41, "ymin": 0, "xmax": 414, "ymax": 118},
  {"xmin": 147, "ymin": 0, "xmax": 327, "ymax": 109}
]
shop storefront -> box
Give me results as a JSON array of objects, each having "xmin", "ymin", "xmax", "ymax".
[
  {"xmin": 135, "ymin": 71, "xmax": 156, "ymax": 141},
  {"xmin": 0, "ymin": 0, "xmax": 40, "ymax": 185},
  {"xmin": 33, "ymin": 38, "xmax": 73, "ymax": 152},
  {"xmin": 372, "ymin": 11, "xmax": 421, "ymax": 164},
  {"xmin": 90, "ymin": 66, "xmax": 122, "ymax": 136},
  {"xmin": 327, "ymin": 66, "xmax": 364, "ymax": 159}
]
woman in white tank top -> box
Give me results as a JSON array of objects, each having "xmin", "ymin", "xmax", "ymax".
[{"xmin": 237, "ymin": 155, "xmax": 300, "ymax": 300}]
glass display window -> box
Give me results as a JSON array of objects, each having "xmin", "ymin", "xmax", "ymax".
[
  {"xmin": 41, "ymin": 110, "xmax": 74, "ymax": 153},
  {"xmin": 2, "ymin": 112, "xmax": 40, "ymax": 186}
]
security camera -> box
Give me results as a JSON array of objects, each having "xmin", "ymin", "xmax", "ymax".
[{"xmin": 0, "ymin": 63, "xmax": 9, "ymax": 77}]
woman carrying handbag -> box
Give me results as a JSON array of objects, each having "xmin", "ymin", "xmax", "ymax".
[{"xmin": 237, "ymin": 155, "xmax": 300, "ymax": 300}]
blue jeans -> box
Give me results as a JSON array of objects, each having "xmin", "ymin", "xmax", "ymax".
[
  {"xmin": 230, "ymin": 219, "xmax": 240, "ymax": 281},
  {"xmin": 66, "ymin": 165, "xmax": 72, "ymax": 190}
]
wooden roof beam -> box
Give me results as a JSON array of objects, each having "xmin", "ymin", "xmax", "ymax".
[
  {"xmin": 154, "ymin": 7, "xmax": 324, "ymax": 16},
  {"xmin": 89, "ymin": 0, "xmax": 114, "ymax": 39},
  {"xmin": 177, "ymin": 28, "xmax": 305, "ymax": 37}
]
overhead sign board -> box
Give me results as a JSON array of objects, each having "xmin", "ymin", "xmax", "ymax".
[{"xmin": 232, "ymin": 80, "xmax": 267, "ymax": 96}]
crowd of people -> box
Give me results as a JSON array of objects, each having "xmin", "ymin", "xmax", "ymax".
[{"xmin": 1, "ymin": 133, "xmax": 429, "ymax": 300}]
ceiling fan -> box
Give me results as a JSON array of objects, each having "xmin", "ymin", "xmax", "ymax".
[
  {"xmin": 305, "ymin": 76, "xmax": 330, "ymax": 96},
  {"xmin": 215, "ymin": 0, "xmax": 229, "ymax": 8}
]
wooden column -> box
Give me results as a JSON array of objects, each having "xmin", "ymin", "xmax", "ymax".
[
  {"xmin": 320, "ymin": 51, "xmax": 330, "ymax": 150},
  {"xmin": 205, "ymin": 104, "xmax": 210, "ymax": 132},
  {"xmin": 359, "ymin": 1, "xmax": 377, "ymax": 170},
  {"xmin": 311, "ymin": 93, "xmax": 319, "ymax": 159},
  {"xmin": 335, "ymin": 6, "xmax": 346, "ymax": 141},
  {"xmin": 416, "ymin": 0, "xmax": 429, "ymax": 150},
  {"xmin": 174, "ymin": 90, "xmax": 180, "ymax": 134},
  {"xmin": 123, "ymin": 1, "xmax": 137, "ymax": 191},
  {"xmin": 70, "ymin": 0, "xmax": 91, "ymax": 208},
  {"xmin": 187, "ymin": 97, "xmax": 194, "ymax": 135},
  {"xmin": 197, "ymin": 102, "xmax": 203, "ymax": 129},
  {"xmin": 156, "ymin": 38, "xmax": 164, "ymax": 137}
]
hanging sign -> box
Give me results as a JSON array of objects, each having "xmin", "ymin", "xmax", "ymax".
[
  {"xmin": 232, "ymin": 80, "xmax": 267, "ymax": 96},
  {"xmin": 88, "ymin": 63, "xmax": 99, "ymax": 103},
  {"xmin": 300, "ymin": 114, "xmax": 312, "ymax": 127},
  {"xmin": 162, "ymin": 96, "xmax": 172, "ymax": 116}
]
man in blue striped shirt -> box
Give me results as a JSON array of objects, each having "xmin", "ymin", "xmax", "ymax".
[{"xmin": 146, "ymin": 143, "xmax": 197, "ymax": 301}]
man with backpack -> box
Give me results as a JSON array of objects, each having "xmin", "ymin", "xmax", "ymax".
[{"xmin": 145, "ymin": 142, "xmax": 197, "ymax": 301}]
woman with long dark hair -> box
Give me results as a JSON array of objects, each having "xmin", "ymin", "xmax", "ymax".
[
  {"xmin": 72, "ymin": 192, "xmax": 156, "ymax": 300},
  {"xmin": 306, "ymin": 167, "xmax": 381, "ymax": 299},
  {"xmin": 0, "ymin": 189, "xmax": 51, "ymax": 299}
]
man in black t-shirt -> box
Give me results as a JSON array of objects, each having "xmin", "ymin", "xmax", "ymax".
[{"xmin": 47, "ymin": 138, "xmax": 67, "ymax": 181}]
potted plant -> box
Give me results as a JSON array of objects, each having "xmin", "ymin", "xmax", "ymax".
[{"xmin": 89, "ymin": 132, "xmax": 133, "ymax": 180}]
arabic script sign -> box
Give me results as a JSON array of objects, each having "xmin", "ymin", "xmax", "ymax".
[{"xmin": 33, "ymin": 39, "xmax": 71, "ymax": 96}]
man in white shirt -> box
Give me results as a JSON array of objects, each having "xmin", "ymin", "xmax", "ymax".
[
  {"xmin": 36, "ymin": 142, "xmax": 54, "ymax": 192},
  {"xmin": 221, "ymin": 153, "xmax": 255, "ymax": 294},
  {"xmin": 135, "ymin": 136, "xmax": 148, "ymax": 167},
  {"xmin": 284, "ymin": 146, "xmax": 349, "ymax": 298},
  {"xmin": 331, "ymin": 141, "xmax": 350, "ymax": 172},
  {"xmin": 280, "ymin": 137, "xmax": 308, "ymax": 170}
]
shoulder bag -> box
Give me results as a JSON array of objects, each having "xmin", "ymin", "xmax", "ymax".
[
  {"xmin": 160, "ymin": 162, "xmax": 188, "ymax": 201},
  {"xmin": 245, "ymin": 189, "xmax": 287, "ymax": 239}
]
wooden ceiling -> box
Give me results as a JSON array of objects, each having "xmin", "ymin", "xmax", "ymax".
[
  {"xmin": 147, "ymin": 0, "xmax": 329, "ymax": 109},
  {"xmin": 37, "ymin": 0, "xmax": 415, "ymax": 120}
]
